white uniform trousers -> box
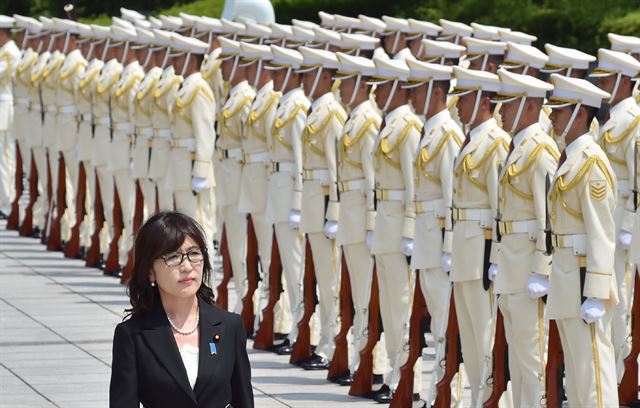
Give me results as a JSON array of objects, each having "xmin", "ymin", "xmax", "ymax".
[
  {"xmin": 274, "ymin": 222, "xmax": 304, "ymax": 343},
  {"xmin": 79, "ymin": 161, "xmax": 95, "ymax": 248},
  {"xmin": 95, "ymin": 164, "xmax": 114, "ymax": 256},
  {"xmin": 0, "ymin": 130, "xmax": 16, "ymax": 213},
  {"xmin": 556, "ymin": 311, "xmax": 619, "ymax": 408},
  {"xmin": 499, "ymin": 292, "xmax": 545, "ymax": 407},
  {"xmin": 612, "ymin": 202, "xmax": 632, "ymax": 381},
  {"xmin": 113, "ymin": 169, "xmax": 135, "ymax": 266},
  {"xmin": 156, "ymin": 179, "xmax": 174, "ymax": 212},
  {"xmin": 219, "ymin": 204, "xmax": 247, "ymax": 314},
  {"xmin": 31, "ymin": 146, "xmax": 48, "ymax": 229},
  {"xmin": 453, "ymin": 279, "xmax": 493, "ymax": 405},
  {"xmin": 60, "ymin": 148, "xmax": 79, "ymax": 242},
  {"xmin": 138, "ymin": 178, "xmax": 156, "ymax": 222},
  {"xmin": 17, "ymin": 140, "xmax": 30, "ymax": 180}
]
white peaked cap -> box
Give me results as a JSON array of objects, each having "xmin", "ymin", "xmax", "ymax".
[
  {"xmin": 439, "ymin": 19, "xmax": 473, "ymax": 37},
  {"xmin": 218, "ymin": 36, "xmax": 241, "ymax": 55},
  {"xmin": 357, "ymin": 15, "xmax": 386, "ymax": 34},
  {"xmin": 270, "ymin": 45, "xmax": 303, "ymax": 68},
  {"xmin": 291, "ymin": 19, "xmax": 319, "ymax": 30},
  {"xmin": 178, "ymin": 12, "xmax": 199, "ymax": 27},
  {"xmin": 120, "ymin": 8, "xmax": 145, "ymax": 22},
  {"xmin": 240, "ymin": 42, "xmax": 272, "ymax": 60},
  {"xmin": 407, "ymin": 19, "xmax": 441, "ymax": 38},
  {"xmin": 196, "ymin": 17, "xmax": 224, "ymax": 33},
  {"xmin": 135, "ymin": 27, "xmax": 155, "ymax": 44},
  {"xmin": 290, "ymin": 26, "xmax": 316, "ymax": 43},
  {"xmin": 463, "ymin": 37, "xmax": 507, "ymax": 56},
  {"xmin": 339, "ymin": 33, "xmax": 380, "ymax": 51},
  {"xmin": 333, "ymin": 14, "xmax": 360, "ymax": 30},
  {"xmin": 589, "ymin": 48, "xmax": 640, "ymax": 78},
  {"xmin": 494, "ymin": 68, "xmax": 553, "ymax": 101},
  {"xmin": 0, "ymin": 15, "xmax": 14, "ymax": 29},
  {"xmin": 421, "ymin": 39, "xmax": 466, "ymax": 60},
  {"xmin": 13, "ymin": 15, "xmax": 32, "ymax": 29},
  {"xmin": 318, "ymin": 11, "xmax": 335, "ymax": 27},
  {"xmin": 220, "ymin": 18, "xmax": 245, "ymax": 34},
  {"xmin": 499, "ymin": 29, "xmax": 536, "ymax": 45},
  {"xmin": 111, "ymin": 25, "xmax": 137, "ymax": 41},
  {"xmin": 112, "ymin": 16, "xmax": 135, "ymax": 30},
  {"xmin": 336, "ymin": 52, "xmax": 376, "ymax": 77},
  {"xmin": 471, "ymin": 22, "xmax": 509, "ymax": 40},
  {"xmin": 152, "ymin": 29, "xmax": 172, "ymax": 47},
  {"xmin": 27, "ymin": 19, "xmax": 43, "ymax": 34},
  {"xmin": 52, "ymin": 18, "xmax": 79, "ymax": 34},
  {"xmin": 450, "ymin": 66, "xmax": 500, "ymax": 95},
  {"xmin": 77, "ymin": 23, "xmax": 93, "ymax": 38},
  {"xmin": 542, "ymin": 44, "xmax": 595, "ymax": 72},
  {"xmin": 174, "ymin": 35, "xmax": 208, "ymax": 54},
  {"xmin": 608, "ymin": 33, "xmax": 640, "ymax": 54},
  {"xmin": 91, "ymin": 25, "xmax": 111, "ymax": 40},
  {"xmin": 159, "ymin": 15, "xmax": 183, "ymax": 31},
  {"xmin": 39, "ymin": 17, "xmax": 55, "ymax": 32},
  {"xmin": 148, "ymin": 16, "xmax": 163, "ymax": 29},
  {"xmin": 503, "ymin": 42, "xmax": 548, "ymax": 69},
  {"xmin": 369, "ymin": 55, "xmax": 410, "ymax": 82},
  {"xmin": 406, "ymin": 59, "xmax": 453, "ymax": 84},
  {"xmin": 546, "ymin": 73, "xmax": 610, "ymax": 108},
  {"xmin": 298, "ymin": 46, "xmax": 339, "ymax": 70},
  {"xmin": 269, "ymin": 23, "xmax": 293, "ymax": 38},
  {"xmin": 313, "ymin": 27, "xmax": 341, "ymax": 45},
  {"xmin": 134, "ymin": 20, "xmax": 152, "ymax": 29},
  {"xmin": 381, "ymin": 16, "xmax": 409, "ymax": 33},
  {"xmin": 243, "ymin": 21, "xmax": 272, "ymax": 38}
]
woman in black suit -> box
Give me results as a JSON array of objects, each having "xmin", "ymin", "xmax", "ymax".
[{"xmin": 110, "ymin": 211, "xmax": 254, "ymax": 408}]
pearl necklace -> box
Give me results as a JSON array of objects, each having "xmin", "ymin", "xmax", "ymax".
[{"xmin": 167, "ymin": 306, "xmax": 200, "ymax": 336}]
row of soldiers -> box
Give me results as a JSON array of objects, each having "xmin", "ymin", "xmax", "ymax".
[{"xmin": 1, "ymin": 9, "xmax": 640, "ymax": 407}]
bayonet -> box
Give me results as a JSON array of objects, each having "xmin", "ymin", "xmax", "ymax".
[
  {"xmin": 496, "ymin": 163, "xmax": 503, "ymax": 243},
  {"xmin": 544, "ymin": 174, "xmax": 553, "ymax": 256}
]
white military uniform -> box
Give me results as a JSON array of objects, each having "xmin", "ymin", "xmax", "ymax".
[
  {"xmin": 412, "ymin": 108, "xmax": 462, "ymax": 384},
  {"xmin": 595, "ymin": 96, "xmax": 640, "ymax": 378},
  {"xmin": 0, "ymin": 39, "xmax": 20, "ymax": 214},
  {"xmin": 11, "ymin": 47, "xmax": 34, "ymax": 190},
  {"xmin": 167, "ymin": 71, "xmax": 217, "ymax": 258},
  {"xmin": 451, "ymin": 117, "xmax": 509, "ymax": 404},
  {"xmin": 300, "ymin": 90, "xmax": 346, "ymax": 361},
  {"xmin": 496, "ymin": 123, "xmax": 558, "ymax": 406},
  {"xmin": 548, "ymin": 133, "xmax": 619, "ymax": 407},
  {"xmin": 267, "ymin": 86, "xmax": 310, "ymax": 344},
  {"xmin": 371, "ymin": 104, "xmax": 421, "ymax": 391},
  {"xmin": 216, "ymin": 79, "xmax": 255, "ymax": 313}
]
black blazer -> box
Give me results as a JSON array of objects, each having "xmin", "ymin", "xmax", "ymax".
[{"xmin": 110, "ymin": 296, "xmax": 254, "ymax": 408}]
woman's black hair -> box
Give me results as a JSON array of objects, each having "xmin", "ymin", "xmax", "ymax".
[{"xmin": 125, "ymin": 211, "xmax": 215, "ymax": 317}]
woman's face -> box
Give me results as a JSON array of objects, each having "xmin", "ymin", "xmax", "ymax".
[{"xmin": 150, "ymin": 236, "xmax": 204, "ymax": 300}]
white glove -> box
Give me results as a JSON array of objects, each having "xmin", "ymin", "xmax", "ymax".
[
  {"xmin": 401, "ymin": 238, "xmax": 413, "ymax": 256},
  {"xmin": 619, "ymin": 231, "xmax": 632, "ymax": 249},
  {"xmin": 323, "ymin": 220, "xmax": 338, "ymax": 240},
  {"xmin": 488, "ymin": 263, "xmax": 498, "ymax": 282},
  {"xmin": 527, "ymin": 273, "xmax": 549, "ymax": 299},
  {"xmin": 366, "ymin": 230, "xmax": 373, "ymax": 250},
  {"xmin": 191, "ymin": 177, "xmax": 207, "ymax": 193},
  {"xmin": 288, "ymin": 209, "xmax": 301, "ymax": 230},
  {"xmin": 129, "ymin": 160, "xmax": 135, "ymax": 174},
  {"xmin": 441, "ymin": 253, "xmax": 452, "ymax": 272},
  {"xmin": 580, "ymin": 298, "xmax": 606, "ymax": 324}
]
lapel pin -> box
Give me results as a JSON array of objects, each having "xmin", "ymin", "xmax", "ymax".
[{"xmin": 209, "ymin": 334, "xmax": 220, "ymax": 355}]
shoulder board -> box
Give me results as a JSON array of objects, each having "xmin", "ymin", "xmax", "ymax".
[
  {"xmin": 78, "ymin": 66, "xmax": 101, "ymax": 90},
  {"xmin": 343, "ymin": 117, "xmax": 380, "ymax": 148},
  {"xmin": 222, "ymin": 95, "xmax": 253, "ymax": 121},
  {"xmin": 380, "ymin": 119, "xmax": 422, "ymax": 154},
  {"xmin": 154, "ymin": 76, "xmax": 182, "ymax": 99},
  {"xmin": 600, "ymin": 115, "xmax": 640, "ymax": 146},
  {"xmin": 176, "ymin": 83, "xmax": 214, "ymax": 110},
  {"xmin": 136, "ymin": 76, "xmax": 160, "ymax": 101},
  {"xmin": 17, "ymin": 53, "xmax": 37, "ymax": 74},
  {"xmin": 42, "ymin": 56, "xmax": 63, "ymax": 79},
  {"xmin": 248, "ymin": 92, "xmax": 280, "ymax": 126},
  {"xmin": 59, "ymin": 59, "xmax": 87, "ymax": 80},
  {"xmin": 96, "ymin": 71, "xmax": 121, "ymax": 95},
  {"xmin": 507, "ymin": 142, "xmax": 559, "ymax": 178},
  {"xmin": 115, "ymin": 74, "xmax": 143, "ymax": 98},
  {"xmin": 555, "ymin": 155, "xmax": 614, "ymax": 194},
  {"xmin": 306, "ymin": 109, "xmax": 347, "ymax": 135},
  {"xmin": 274, "ymin": 103, "xmax": 308, "ymax": 130}
]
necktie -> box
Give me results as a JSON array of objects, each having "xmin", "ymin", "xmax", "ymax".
[
  {"xmin": 557, "ymin": 150, "xmax": 567, "ymax": 169},
  {"xmin": 460, "ymin": 134, "xmax": 471, "ymax": 150}
]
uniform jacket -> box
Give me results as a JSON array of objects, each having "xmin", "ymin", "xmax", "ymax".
[
  {"xmin": 56, "ymin": 49, "xmax": 87, "ymax": 152},
  {"xmin": 109, "ymin": 297, "xmax": 254, "ymax": 408},
  {"xmin": 26, "ymin": 50, "xmax": 50, "ymax": 148},
  {"xmin": 92, "ymin": 59, "xmax": 123, "ymax": 167},
  {"xmin": 40, "ymin": 50, "xmax": 65, "ymax": 151},
  {"xmin": 132, "ymin": 66, "xmax": 163, "ymax": 179},
  {"xmin": 12, "ymin": 47, "xmax": 37, "ymax": 144},
  {"xmin": 0, "ymin": 40, "xmax": 20, "ymax": 131},
  {"xmin": 201, "ymin": 47, "xmax": 225, "ymax": 121},
  {"xmin": 76, "ymin": 58, "xmax": 104, "ymax": 162}
]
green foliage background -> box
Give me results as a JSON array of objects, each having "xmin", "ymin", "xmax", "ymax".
[{"xmin": 2, "ymin": 0, "xmax": 639, "ymax": 54}]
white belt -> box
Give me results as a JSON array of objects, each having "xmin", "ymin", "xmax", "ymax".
[
  {"xmin": 375, "ymin": 188, "xmax": 404, "ymax": 201},
  {"xmin": 136, "ymin": 127, "xmax": 154, "ymax": 138},
  {"xmin": 552, "ymin": 233, "xmax": 587, "ymax": 256},
  {"xmin": 303, "ymin": 169, "xmax": 330, "ymax": 185},
  {"xmin": 271, "ymin": 162, "xmax": 295, "ymax": 173},
  {"xmin": 113, "ymin": 122, "xmax": 133, "ymax": 133},
  {"xmin": 81, "ymin": 113, "xmax": 93, "ymax": 122},
  {"xmin": 617, "ymin": 179, "xmax": 630, "ymax": 197},
  {"xmin": 243, "ymin": 151, "xmax": 269, "ymax": 164},
  {"xmin": 338, "ymin": 178, "xmax": 365, "ymax": 193},
  {"xmin": 95, "ymin": 116, "xmax": 110, "ymax": 126},
  {"xmin": 498, "ymin": 219, "xmax": 537, "ymax": 240},
  {"xmin": 45, "ymin": 105, "xmax": 57, "ymax": 114},
  {"xmin": 171, "ymin": 138, "xmax": 196, "ymax": 151},
  {"xmin": 58, "ymin": 105, "xmax": 77, "ymax": 115},
  {"xmin": 154, "ymin": 128, "xmax": 172, "ymax": 138},
  {"xmin": 0, "ymin": 94, "xmax": 12, "ymax": 102},
  {"xmin": 218, "ymin": 147, "xmax": 243, "ymax": 161},
  {"xmin": 15, "ymin": 98, "xmax": 29, "ymax": 107},
  {"xmin": 415, "ymin": 198, "xmax": 445, "ymax": 216},
  {"xmin": 453, "ymin": 208, "xmax": 492, "ymax": 228}
]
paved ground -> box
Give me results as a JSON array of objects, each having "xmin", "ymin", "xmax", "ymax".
[{"xmin": 1, "ymin": 220, "xmax": 466, "ymax": 407}]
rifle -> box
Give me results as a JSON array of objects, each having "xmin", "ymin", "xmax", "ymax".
[
  {"xmin": 290, "ymin": 236, "xmax": 316, "ymax": 365},
  {"xmin": 7, "ymin": 143, "xmax": 23, "ymax": 230},
  {"xmin": 120, "ymin": 180, "xmax": 144, "ymax": 283},
  {"xmin": 64, "ymin": 4, "xmax": 78, "ymax": 21},
  {"xmin": 545, "ymin": 320, "xmax": 565, "ymax": 408},
  {"xmin": 85, "ymin": 169, "xmax": 103, "ymax": 267},
  {"xmin": 425, "ymin": 283, "xmax": 452, "ymax": 406},
  {"xmin": 215, "ymin": 224, "xmax": 232, "ymax": 310},
  {"xmin": 390, "ymin": 270, "xmax": 428, "ymax": 407},
  {"xmin": 544, "ymin": 175, "xmax": 553, "ymax": 256},
  {"xmin": 476, "ymin": 292, "xmax": 500, "ymax": 408},
  {"xmin": 46, "ymin": 153, "xmax": 66, "ymax": 251},
  {"xmin": 64, "ymin": 158, "xmax": 86, "ymax": 259},
  {"xmin": 41, "ymin": 152, "xmax": 52, "ymax": 244},
  {"xmin": 434, "ymin": 293, "xmax": 462, "ymax": 408},
  {"xmin": 253, "ymin": 229, "xmax": 282, "ymax": 350},
  {"xmin": 483, "ymin": 310, "xmax": 509, "ymax": 407},
  {"xmin": 241, "ymin": 215, "xmax": 260, "ymax": 336},
  {"xmin": 19, "ymin": 152, "xmax": 38, "ymax": 237},
  {"xmin": 633, "ymin": 141, "xmax": 638, "ymax": 212},
  {"xmin": 328, "ymin": 252, "xmax": 353, "ymax": 381},
  {"xmin": 103, "ymin": 182, "xmax": 123, "ymax": 274},
  {"xmin": 349, "ymin": 260, "xmax": 381, "ymax": 397},
  {"xmin": 618, "ymin": 272, "xmax": 640, "ymax": 404}
]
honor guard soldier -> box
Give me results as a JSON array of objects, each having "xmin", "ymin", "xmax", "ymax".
[
  {"xmin": 149, "ymin": 28, "xmax": 179, "ymax": 213},
  {"xmin": 462, "ymin": 37, "xmax": 506, "ymax": 74},
  {"xmin": 492, "ymin": 69, "xmax": 558, "ymax": 407},
  {"xmin": 379, "ymin": 16, "xmax": 411, "ymax": 60},
  {"xmin": 470, "ymin": 22, "xmax": 508, "ymax": 41},
  {"xmin": 335, "ymin": 33, "xmax": 379, "ymax": 58},
  {"xmin": 405, "ymin": 19, "xmax": 441, "ymax": 60},
  {"xmin": 608, "ymin": 33, "xmax": 640, "ymax": 102},
  {"xmin": 448, "ymin": 67, "xmax": 509, "ymax": 405},
  {"xmin": 334, "ymin": 51, "xmax": 389, "ymax": 385},
  {"xmin": 265, "ymin": 45, "xmax": 309, "ymax": 354},
  {"xmin": 167, "ymin": 34, "xmax": 217, "ymax": 259},
  {"xmin": 590, "ymin": 49, "xmax": 640, "ymax": 381},
  {"xmin": 0, "ymin": 15, "xmax": 19, "ymax": 219},
  {"xmin": 546, "ymin": 73, "xmax": 619, "ymax": 408},
  {"xmin": 288, "ymin": 26, "xmax": 316, "ymax": 50},
  {"xmin": 297, "ymin": 46, "xmax": 347, "ymax": 370},
  {"xmin": 355, "ymin": 15, "xmax": 386, "ymax": 40},
  {"xmin": 216, "ymin": 36, "xmax": 255, "ymax": 313},
  {"xmin": 197, "ymin": 17, "xmax": 227, "ymax": 122},
  {"xmin": 405, "ymin": 59, "xmax": 463, "ymax": 396},
  {"xmin": 436, "ymin": 19, "xmax": 473, "ymax": 45},
  {"xmin": 367, "ymin": 56, "xmax": 421, "ymax": 402}
]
